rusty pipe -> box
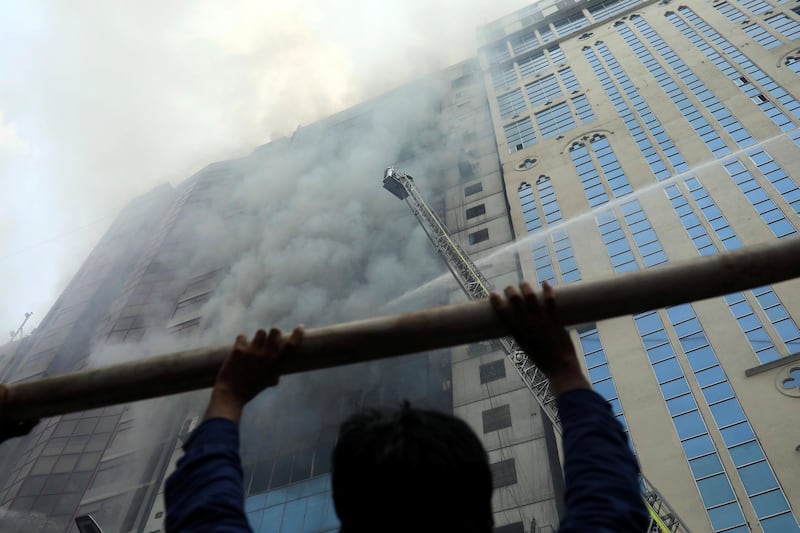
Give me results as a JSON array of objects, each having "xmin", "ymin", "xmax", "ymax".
[{"xmin": 3, "ymin": 236, "xmax": 800, "ymax": 421}]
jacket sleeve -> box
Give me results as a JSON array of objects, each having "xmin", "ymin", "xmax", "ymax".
[
  {"xmin": 557, "ymin": 388, "xmax": 649, "ymax": 532},
  {"xmin": 165, "ymin": 418, "xmax": 253, "ymax": 533}
]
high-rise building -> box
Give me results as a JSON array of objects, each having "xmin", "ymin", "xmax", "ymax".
[
  {"xmin": 2, "ymin": 0, "xmax": 800, "ymax": 532},
  {"xmin": 474, "ymin": 0, "xmax": 800, "ymax": 531}
]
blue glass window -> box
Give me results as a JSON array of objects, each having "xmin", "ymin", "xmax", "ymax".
[
  {"xmin": 504, "ymin": 118, "xmax": 537, "ymax": 152},
  {"xmin": 743, "ymin": 24, "xmax": 782, "ymax": 49},
  {"xmin": 586, "ymin": 43, "xmax": 687, "ymax": 180},
  {"xmin": 748, "ymin": 149, "xmax": 800, "ymax": 217},
  {"xmin": 497, "ymin": 89, "xmax": 527, "ymax": 119},
  {"xmin": 517, "ymin": 179, "xmax": 581, "ymax": 285},
  {"xmin": 510, "ymin": 31, "xmax": 539, "ymax": 57},
  {"xmin": 588, "ymin": 0, "xmax": 640, "ymax": 22},
  {"xmin": 765, "ymin": 14, "xmax": 800, "ymax": 42},
  {"xmin": 616, "ymin": 20, "xmax": 732, "ymax": 157},
  {"xmin": 669, "ymin": 9, "xmax": 799, "ymax": 131},
  {"xmin": 518, "ymin": 51, "xmax": 549, "ymax": 79},
  {"xmin": 553, "ymin": 12, "xmax": 590, "ymax": 37},
  {"xmin": 628, "ymin": 16, "xmax": 755, "ymax": 149},
  {"xmin": 535, "ymin": 102, "xmax": 576, "ymax": 139},
  {"xmin": 571, "ymin": 94, "xmax": 595, "ymax": 123},
  {"xmin": 723, "ymin": 159, "xmax": 797, "ymax": 238},
  {"xmin": 579, "ymin": 327, "xmax": 630, "ymax": 441},
  {"xmin": 681, "ymin": 8, "xmax": 800, "ymax": 120},
  {"xmin": 492, "ymin": 65, "xmax": 517, "ymax": 90},
  {"xmin": 752, "ymin": 286, "xmax": 800, "ymax": 354},
  {"xmin": 714, "ymin": 2, "xmax": 748, "ymax": 23},
  {"xmin": 518, "ymin": 182, "xmax": 542, "ymax": 232},
  {"xmin": 559, "ymin": 67, "xmax": 580, "ymax": 93},
  {"xmin": 736, "ymin": 0, "xmax": 772, "ymax": 15},
  {"xmin": 663, "ymin": 304, "xmax": 799, "ymax": 530},
  {"xmin": 525, "ymin": 74, "xmax": 562, "ymax": 107}
]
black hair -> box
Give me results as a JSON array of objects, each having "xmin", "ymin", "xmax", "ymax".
[{"xmin": 331, "ymin": 402, "xmax": 494, "ymax": 533}]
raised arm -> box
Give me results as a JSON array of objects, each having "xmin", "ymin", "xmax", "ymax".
[
  {"xmin": 491, "ymin": 282, "xmax": 648, "ymax": 532},
  {"xmin": 165, "ymin": 327, "xmax": 304, "ymax": 533}
]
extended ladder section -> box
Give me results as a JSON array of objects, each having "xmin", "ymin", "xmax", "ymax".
[{"xmin": 383, "ymin": 167, "xmax": 688, "ymax": 533}]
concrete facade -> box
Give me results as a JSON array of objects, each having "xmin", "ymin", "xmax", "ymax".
[{"xmin": 475, "ymin": 0, "xmax": 800, "ymax": 531}]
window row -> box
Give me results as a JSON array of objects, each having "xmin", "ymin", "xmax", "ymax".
[
  {"xmin": 504, "ymin": 96, "xmax": 595, "ymax": 152},
  {"xmin": 616, "ymin": 21, "xmax": 732, "ymax": 158},
  {"xmin": 630, "ymin": 16, "xmax": 755, "ymax": 149},
  {"xmin": 722, "ymin": 160, "xmax": 796, "ymax": 238},
  {"xmin": 585, "ymin": 44, "xmax": 684, "ymax": 182},
  {"xmin": 668, "ymin": 10, "xmax": 796, "ymax": 132},
  {"xmin": 578, "ymin": 327, "xmax": 629, "ymax": 435},
  {"xmin": 664, "ymin": 304, "xmax": 798, "ymax": 531},
  {"xmin": 634, "ymin": 311, "xmax": 747, "ymax": 532}
]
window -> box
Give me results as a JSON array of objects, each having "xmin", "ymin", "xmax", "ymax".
[
  {"xmin": 509, "ymin": 31, "xmax": 539, "ymax": 56},
  {"xmin": 743, "ymin": 23, "xmax": 782, "ymax": 49},
  {"xmin": 617, "ymin": 20, "xmax": 732, "ymax": 158},
  {"xmin": 714, "ymin": 2, "xmax": 747, "ymax": 23},
  {"xmin": 723, "ymin": 159, "xmax": 796, "ymax": 238},
  {"xmin": 517, "ymin": 51, "xmax": 549, "ymax": 78},
  {"xmin": 465, "ymin": 182, "xmax": 483, "ymax": 196},
  {"xmin": 479, "ymin": 359, "xmax": 506, "ymax": 383},
  {"xmin": 589, "ymin": 0, "xmax": 640, "ymax": 22},
  {"xmin": 468, "ymin": 228, "xmax": 490, "ymax": 245},
  {"xmin": 571, "ymin": 94, "xmax": 595, "ymax": 123},
  {"xmin": 504, "ymin": 118, "xmax": 537, "ymax": 152},
  {"xmin": 748, "ymin": 149, "xmax": 800, "ymax": 217},
  {"xmin": 466, "ymin": 204, "xmax": 486, "ymax": 219},
  {"xmin": 634, "ymin": 311, "xmax": 747, "ymax": 529},
  {"xmin": 482, "ymin": 404, "xmax": 512, "ymax": 432},
  {"xmin": 525, "ymin": 74, "xmax": 562, "ymax": 107},
  {"xmin": 662, "ymin": 304, "xmax": 799, "ymax": 529},
  {"xmin": 589, "ymin": 43, "xmax": 687, "ymax": 179},
  {"xmin": 469, "ymin": 341, "xmax": 500, "ymax": 358},
  {"xmin": 669, "ymin": 9, "xmax": 799, "ymax": 131},
  {"xmin": 535, "ymin": 102, "xmax": 576, "ymax": 139},
  {"xmin": 553, "ymin": 12, "xmax": 590, "ymax": 37},
  {"xmin": 579, "ymin": 327, "xmax": 630, "ymax": 440},
  {"xmin": 492, "ymin": 65, "xmax": 517, "ymax": 89},
  {"xmin": 490, "ymin": 458, "xmax": 517, "ymax": 488},
  {"xmin": 497, "ymin": 89, "xmax": 527, "ymax": 119},
  {"xmin": 629, "ymin": 16, "xmax": 754, "ymax": 149}
]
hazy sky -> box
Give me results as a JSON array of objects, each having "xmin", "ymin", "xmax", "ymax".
[{"xmin": 0, "ymin": 0, "xmax": 532, "ymax": 337}]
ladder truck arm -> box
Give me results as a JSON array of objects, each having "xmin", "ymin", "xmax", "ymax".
[{"xmin": 382, "ymin": 166, "xmax": 687, "ymax": 533}]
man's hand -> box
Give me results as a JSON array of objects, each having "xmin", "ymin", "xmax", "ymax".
[
  {"xmin": 490, "ymin": 281, "xmax": 590, "ymax": 397},
  {"xmin": 0, "ymin": 384, "xmax": 39, "ymax": 443},
  {"xmin": 205, "ymin": 327, "xmax": 304, "ymax": 422}
]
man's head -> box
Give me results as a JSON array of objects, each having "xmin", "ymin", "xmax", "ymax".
[{"xmin": 331, "ymin": 403, "xmax": 494, "ymax": 533}]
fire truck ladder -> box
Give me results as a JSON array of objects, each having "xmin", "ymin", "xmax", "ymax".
[{"xmin": 382, "ymin": 167, "xmax": 688, "ymax": 533}]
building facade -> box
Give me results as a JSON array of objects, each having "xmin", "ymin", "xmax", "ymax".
[
  {"xmin": 474, "ymin": 0, "xmax": 800, "ymax": 531},
  {"xmin": 2, "ymin": 0, "xmax": 800, "ymax": 532}
]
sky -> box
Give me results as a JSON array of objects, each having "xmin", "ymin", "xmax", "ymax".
[{"xmin": 0, "ymin": 0, "xmax": 531, "ymax": 338}]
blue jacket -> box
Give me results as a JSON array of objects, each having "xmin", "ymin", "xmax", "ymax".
[{"xmin": 165, "ymin": 388, "xmax": 648, "ymax": 532}]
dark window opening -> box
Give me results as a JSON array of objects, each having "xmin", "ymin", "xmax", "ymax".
[
  {"xmin": 466, "ymin": 204, "xmax": 487, "ymax": 219},
  {"xmin": 469, "ymin": 228, "xmax": 490, "ymax": 245},
  {"xmin": 479, "ymin": 359, "xmax": 506, "ymax": 383},
  {"xmin": 490, "ymin": 458, "xmax": 517, "ymax": 488},
  {"xmin": 465, "ymin": 183, "xmax": 483, "ymax": 196},
  {"xmin": 482, "ymin": 404, "xmax": 512, "ymax": 433}
]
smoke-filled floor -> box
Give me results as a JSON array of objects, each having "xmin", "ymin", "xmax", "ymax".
[{"xmin": 20, "ymin": 75, "xmax": 481, "ymax": 532}]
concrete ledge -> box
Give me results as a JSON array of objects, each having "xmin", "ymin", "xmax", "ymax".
[{"xmin": 745, "ymin": 353, "xmax": 800, "ymax": 377}]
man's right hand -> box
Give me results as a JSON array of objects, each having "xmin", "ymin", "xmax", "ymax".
[{"xmin": 490, "ymin": 281, "xmax": 590, "ymax": 397}]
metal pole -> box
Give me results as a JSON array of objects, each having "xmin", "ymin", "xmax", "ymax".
[{"xmin": 3, "ymin": 236, "xmax": 799, "ymax": 421}]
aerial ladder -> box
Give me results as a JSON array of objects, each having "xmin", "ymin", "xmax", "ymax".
[{"xmin": 382, "ymin": 166, "xmax": 687, "ymax": 533}]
